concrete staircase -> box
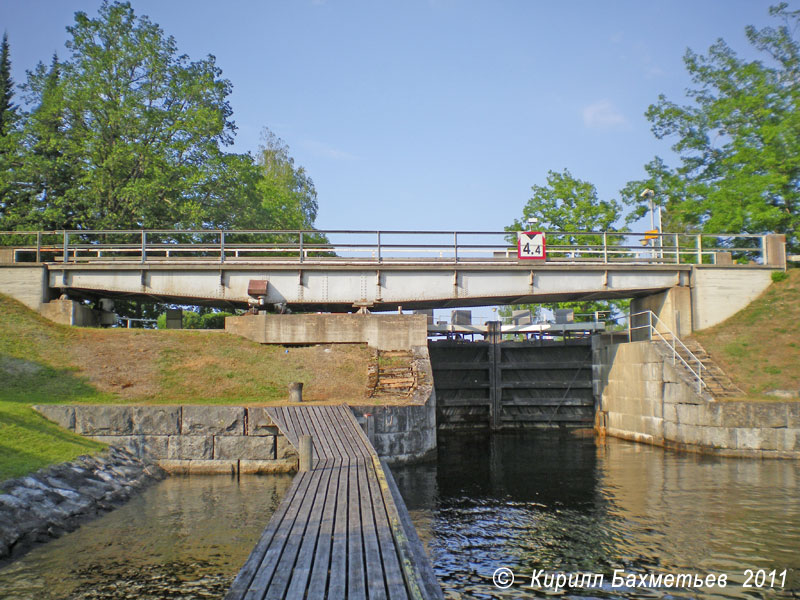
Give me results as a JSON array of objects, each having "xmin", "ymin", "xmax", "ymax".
[{"xmin": 659, "ymin": 334, "xmax": 744, "ymax": 398}]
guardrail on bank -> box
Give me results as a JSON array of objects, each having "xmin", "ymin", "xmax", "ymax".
[
  {"xmin": 0, "ymin": 228, "xmax": 783, "ymax": 267},
  {"xmin": 629, "ymin": 310, "xmax": 706, "ymax": 394}
]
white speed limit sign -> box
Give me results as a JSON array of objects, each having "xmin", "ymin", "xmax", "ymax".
[{"xmin": 517, "ymin": 231, "xmax": 546, "ymax": 260}]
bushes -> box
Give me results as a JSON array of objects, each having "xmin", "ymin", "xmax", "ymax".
[{"xmin": 156, "ymin": 310, "xmax": 237, "ymax": 330}]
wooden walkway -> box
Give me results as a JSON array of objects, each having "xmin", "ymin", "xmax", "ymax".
[{"xmin": 225, "ymin": 405, "xmax": 442, "ymax": 600}]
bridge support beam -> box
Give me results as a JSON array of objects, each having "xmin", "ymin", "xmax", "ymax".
[{"xmin": 631, "ymin": 286, "xmax": 692, "ymax": 338}]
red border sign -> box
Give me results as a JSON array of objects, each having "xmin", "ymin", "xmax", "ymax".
[{"xmin": 518, "ymin": 231, "xmax": 547, "ymax": 260}]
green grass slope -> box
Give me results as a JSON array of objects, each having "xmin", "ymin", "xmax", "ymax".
[
  {"xmin": 0, "ymin": 293, "xmax": 373, "ymax": 480},
  {"xmin": 694, "ymin": 269, "xmax": 800, "ymax": 398}
]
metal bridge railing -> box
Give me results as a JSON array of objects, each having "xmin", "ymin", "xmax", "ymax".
[
  {"xmin": 628, "ymin": 310, "xmax": 706, "ymax": 394},
  {"xmin": 0, "ymin": 228, "xmax": 772, "ymax": 267}
]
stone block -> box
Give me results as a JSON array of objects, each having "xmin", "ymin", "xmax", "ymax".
[
  {"xmin": 33, "ymin": 405, "xmax": 75, "ymax": 430},
  {"xmin": 718, "ymin": 403, "xmax": 751, "ymax": 428},
  {"xmin": 734, "ymin": 428, "xmax": 761, "ymax": 450},
  {"xmin": 380, "ymin": 406, "xmax": 409, "ymax": 434},
  {"xmin": 642, "ymin": 362, "xmax": 663, "ymax": 382},
  {"xmin": 663, "ymin": 421, "xmax": 679, "ymax": 442},
  {"xmin": 788, "ymin": 402, "xmax": 800, "ymax": 426},
  {"xmin": 675, "ymin": 404, "xmax": 697, "ymax": 426},
  {"xmin": 246, "ymin": 407, "xmax": 279, "ymax": 436},
  {"xmin": 663, "ymin": 403, "xmax": 677, "ymax": 423},
  {"xmin": 276, "ymin": 435, "xmax": 297, "ymax": 459},
  {"xmin": 167, "ymin": 436, "xmax": 213, "ymax": 460},
  {"xmin": 214, "ymin": 435, "xmax": 275, "ymax": 460},
  {"xmin": 89, "ymin": 435, "xmax": 169, "ymax": 460},
  {"xmin": 757, "ymin": 428, "xmax": 780, "ymax": 451},
  {"xmin": 749, "ymin": 403, "xmax": 788, "ymax": 428},
  {"xmin": 181, "ymin": 406, "xmax": 244, "ymax": 436},
  {"xmin": 239, "ymin": 459, "xmax": 297, "ymax": 474},
  {"xmin": 157, "ymin": 460, "xmax": 238, "ymax": 475},
  {"xmin": 704, "ymin": 426, "xmax": 735, "ymax": 449},
  {"xmin": 76, "ymin": 406, "xmax": 133, "ymax": 435},
  {"xmin": 663, "ymin": 383, "xmax": 684, "ymax": 404},
  {"xmin": 132, "ymin": 406, "xmax": 180, "ymax": 435}
]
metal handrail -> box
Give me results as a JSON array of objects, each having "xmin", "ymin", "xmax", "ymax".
[
  {"xmin": 0, "ymin": 228, "xmax": 771, "ymax": 267},
  {"xmin": 628, "ymin": 310, "xmax": 706, "ymax": 394}
]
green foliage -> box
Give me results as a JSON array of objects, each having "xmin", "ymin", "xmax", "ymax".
[
  {"xmin": 0, "ymin": 32, "xmax": 16, "ymax": 136},
  {"xmin": 772, "ymin": 270, "xmax": 789, "ymax": 282},
  {"xmin": 505, "ymin": 169, "xmax": 629, "ymax": 321},
  {"xmin": 623, "ymin": 4, "xmax": 800, "ymax": 253},
  {"xmin": 0, "ymin": 2, "xmax": 323, "ymax": 238},
  {"xmin": 156, "ymin": 308, "xmax": 236, "ymax": 329},
  {"xmin": 256, "ymin": 129, "xmax": 319, "ymax": 230},
  {"xmin": 507, "ymin": 169, "xmax": 625, "ymax": 245}
]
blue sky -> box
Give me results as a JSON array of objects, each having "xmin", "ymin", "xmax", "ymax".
[{"xmin": 0, "ymin": 0, "xmax": 783, "ymax": 234}]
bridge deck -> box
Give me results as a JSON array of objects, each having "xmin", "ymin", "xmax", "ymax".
[{"xmin": 225, "ymin": 405, "xmax": 442, "ymax": 600}]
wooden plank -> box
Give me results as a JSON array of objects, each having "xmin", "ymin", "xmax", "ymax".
[
  {"xmin": 283, "ymin": 458, "xmax": 336, "ymax": 599},
  {"xmin": 302, "ymin": 406, "xmax": 331, "ymax": 462},
  {"xmin": 224, "ymin": 473, "xmax": 308, "ymax": 599},
  {"xmin": 330, "ymin": 405, "xmax": 366, "ymax": 461},
  {"xmin": 307, "ymin": 458, "xmax": 344, "ymax": 598},
  {"xmin": 327, "ymin": 457, "xmax": 351, "ymax": 599},
  {"xmin": 231, "ymin": 473, "xmax": 312, "ymax": 600},
  {"xmin": 314, "ymin": 406, "xmax": 347, "ymax": 461},
  {"xmin": 231, "ymin": 404, "xmax": 442, "ymax": 600},
  {"xmin": 364, "ymin": 457, "xmax": 408, "ymax": 599},
  {"xmin": 337, "ymin": 405, "xmax": 376, "ymax": 459},
  {"xmin": 244, "ymin": 469, "xmax": 326, "ymax": 599},
  {"xmin": 379, "ymin": 457, "xmax": 444, "ymax": 600},
  {"xmin": 320, "ymin": 406, "xmax": 350, "ymax": 462},
  {"xmin": 358, "ymin": 459, "xmax": 388, "ymax": 599},
  {"xmin": 347, "ymin": 457, "xmax": 367, "ymax": 600}
]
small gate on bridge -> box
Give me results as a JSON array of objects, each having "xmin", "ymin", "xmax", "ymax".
[{"xmin": 429, "ymin": 339, "xmax": 594, "ymax": 430}]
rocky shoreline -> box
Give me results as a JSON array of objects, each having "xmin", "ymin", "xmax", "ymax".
[{"xmin": 0, "ymin": 446, "xmax": 166, "ymax": 563}]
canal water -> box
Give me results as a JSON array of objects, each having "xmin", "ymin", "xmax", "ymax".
[{"xmin": 0, "ymin": 433, "xmax": 798, "ymax": 599}]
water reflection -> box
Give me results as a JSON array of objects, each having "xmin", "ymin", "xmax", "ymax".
[
  {"xmin": 394, "ymin": 432, "xmax": 800, "ymax": 599},
  {"xmin": 1, "ymin": 435, "xmax": 798, "ymax": 599},
  {"xmin": 0, "ymin": 474, "xmax": 292, "ymax": 599}
]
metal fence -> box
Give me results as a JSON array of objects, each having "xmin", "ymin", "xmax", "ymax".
[{"xmin": 0, "ymin": 228, "xmax": 771, "ymax": 266}]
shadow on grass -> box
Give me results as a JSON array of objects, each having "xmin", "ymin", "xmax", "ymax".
[
  {"xmin": 0, "ymin": 352, "xmax": 110, "ymax": 405},
  {"xmin": 0, "ymin": 353, "xmax": 108, "ymax": 481}
]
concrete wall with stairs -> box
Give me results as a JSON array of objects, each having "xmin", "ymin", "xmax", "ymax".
[{"xmin": 593, "ymin": 338, "xmax": 800, "ymax": 458}]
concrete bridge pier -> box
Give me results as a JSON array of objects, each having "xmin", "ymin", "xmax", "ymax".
[{"xmin": 631, "ymin": 265, "xmax": 775, "ymax": 339}]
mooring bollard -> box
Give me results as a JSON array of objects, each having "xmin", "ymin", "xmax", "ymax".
[
  {"xmin": 289, "ymin": 381, "xmax": 303, "ymax": 403},
  {"xmin": 299, "ymin": 434, "xmax": 314, "ymax": 472}
]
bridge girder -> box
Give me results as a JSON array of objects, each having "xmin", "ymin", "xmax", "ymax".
[{"xmin": 47, "ymin": 261, "xmax": 691, "ymax": 311}]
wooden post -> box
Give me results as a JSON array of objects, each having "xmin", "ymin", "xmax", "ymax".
[
  {"xmin": 289, "ymin": 382, "xmax": 304, "ymax": 402},
  {"xmin": 299, "ymin": 434, "xmax": 313, "ymax": 472}
]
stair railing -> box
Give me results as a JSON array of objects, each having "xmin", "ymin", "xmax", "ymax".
[{"xmin": 628, "ymin": 310, "xmax": 706, "ymax": 394}]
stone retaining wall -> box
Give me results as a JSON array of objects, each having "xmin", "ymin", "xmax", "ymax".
[
  {"xmin": 351, "ymin": 398, "xmax": 437, "ymax": 464},
  {"xmin": 34, "ymin": 405, "xmax": 299, "ymax": 475},
  {"xmin": 0, "ymin": 446, "xmax": 165, "ymax": 561},
  {"xmin": 34, "ymin": 397, "xmax": 439, "ymax": 470},
  {"xmin": 593, "ymin": 338, "xmax": 800, "ymax": 458}
]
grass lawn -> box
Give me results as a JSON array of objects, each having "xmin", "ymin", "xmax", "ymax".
[
  {"xmin": 694, "ymin": 268, "xmax": 800, "ymax": 399},
  {"xmin": 0, "ymin": 294, "xmax": 376, "ymax": 481}
]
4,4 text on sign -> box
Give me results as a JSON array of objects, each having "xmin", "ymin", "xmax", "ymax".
[{"xmin": 518, "ymin": 231, "xmax": 546, "ymax": 260}]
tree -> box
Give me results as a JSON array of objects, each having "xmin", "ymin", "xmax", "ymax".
[
  {"xmin": 504, "ymin": 169, "xmax": 629, "ymax": 322},
  {"xmin": 8, "ymin": 1, "xmax": 237, "ymax": 231},
  {"xmin": 0, "ymin": 32, "xmax": 26, "ymax": 230},
  {"xmin": 623, "ymin": 3, "xmax": 800, "ymax": 253},
  {"xmin": 256, "ymin": 129, "xmax": 319, "ymax": 230},
  {"xmin": 0, "ymin": 33, "xmax": 16, "ymax": 136}
]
